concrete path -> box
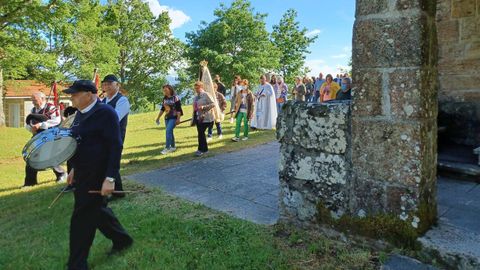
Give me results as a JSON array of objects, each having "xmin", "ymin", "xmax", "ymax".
[
  {"xmin": 419, "ymin": 177, "xmax": 480, "ymax": 266},
  {"xmin": 130, "ymin": 142, "xmax": 280, "ymax": 225},
  {"xmin": 129, "ymin": 141, "xmax": 480, "ymax": 268}
]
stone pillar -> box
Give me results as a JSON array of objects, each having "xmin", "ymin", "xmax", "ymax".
[
  {"xmin": 350, "ymin": 0, "xmax": 438, "ymax": 238},
  {"xmin": 277, "ymin": 102, "xmax": 352, "ymax": 224}
]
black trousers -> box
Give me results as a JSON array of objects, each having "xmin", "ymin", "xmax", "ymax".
[
  {"xmin": 68, "ymin": 193, "xmax": 132, "ymax": 270},
  {"xmin": 24, "ymin": 164, "xmax": 65, "ymax": 186},
  {"xmin": 196, "ymin": 122, "xmax": 213, "ymax": 153}
]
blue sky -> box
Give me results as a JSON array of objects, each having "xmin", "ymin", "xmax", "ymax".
[{"xmin": 146, "ymin": 0, "xmax": 355, "ymax": 77}]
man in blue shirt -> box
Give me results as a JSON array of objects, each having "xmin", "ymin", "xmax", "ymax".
[
  {"xmin": 314, "ymin": 73, "xmax": 325, "ymax": 103},
  {"xmin": 101, "ymin": 75, "xmax": 130, "ymax": 197},
  {"xmin": 63, "ymin": 80, "xmax": 132, "ymax": 270}
]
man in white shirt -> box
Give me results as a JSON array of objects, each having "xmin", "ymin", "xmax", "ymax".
[
  {"xmin": 101, "ymin": 75, "xmax": 130, "ymax": 142},
  {"xmin": 101, "ymin": 75, "xmax": 130, "ymax": 197},
  {"xmin": 23, "ymin": 91, "xmax": 67, "ymax": 187}
]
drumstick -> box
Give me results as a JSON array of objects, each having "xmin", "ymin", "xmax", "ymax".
[
  {"xmin": 48, "ymin": 186, "xmax": 68, "ymax": 209},
  {"xmin": 88, "ymin": 190, "xmax": 139, "ymax": 194}
]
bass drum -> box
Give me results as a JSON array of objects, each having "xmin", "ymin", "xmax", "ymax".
[{"xmin": 22, "ymin": 127, "xmax": 77, "ymax": 170}]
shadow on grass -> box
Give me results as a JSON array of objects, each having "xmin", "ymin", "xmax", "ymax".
[
  {"xmin": 125, "ymin": 142, "xmax": 163, "ymax": 150},
  {"xmin": 121, "ymin": 140, "xmax": 276, "ymax": 176},
  {"xmin": 122, "ymin": 135, "xmax": 270, "ymax": 161},
  {"xmin": 0, "ymin": 179, "xmax": 57, "ymax": 193}
]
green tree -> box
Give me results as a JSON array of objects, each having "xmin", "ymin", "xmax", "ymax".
[
  {"xmin": 185, "ymin": 0, "xmax": 279, "ymax": 88},
  {"xmin": 105, "ymin": 0, "xmax": 184, "ymax": 110},
  {"xmin": 0, "ymin": 0, "xmax": 60, "ymax": 126},
  {"xmin": 174, "ymin": 67, "xmax": 195, "ymax": 104},
  {"xmin": 271, "ymin": 9, "xmax": 317, "ymax": 83},
  {"xmin": 0, "ymin": 0, "xmax": 59, "ymax": 80},
  {"xmin": 59, "ymin": 0, "xmax": 119, "ymax": 80}
]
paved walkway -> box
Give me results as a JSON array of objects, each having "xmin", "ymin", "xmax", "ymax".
[
  {"xmin": 129, "ymin": 141, "xmax": 480, "ymax": 268},
  {"xmin": 130, "ymin": 142, "xmax": 280, "ymax": 225},
  {"xmin": 419, "ymin": 176, "xmax": 480, "ymax": 265}
]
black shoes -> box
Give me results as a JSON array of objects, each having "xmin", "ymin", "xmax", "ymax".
[{"xmin": 108, "ymin": 238, "xmax": 133, "ymax": 256}]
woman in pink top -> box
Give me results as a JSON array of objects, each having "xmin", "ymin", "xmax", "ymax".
[{"xmin": 319, "ymin": 74, "xmax": 341, "ymax": 102}]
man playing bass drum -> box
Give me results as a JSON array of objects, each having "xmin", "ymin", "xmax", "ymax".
[{"xmin": 23, "ymin": 91, "xmax": 67, "ymax": 188}]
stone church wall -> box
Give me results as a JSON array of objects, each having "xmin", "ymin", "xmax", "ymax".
[{"xmin": 437, "ymin": 0, "xmax": 480, "ymax": 146}]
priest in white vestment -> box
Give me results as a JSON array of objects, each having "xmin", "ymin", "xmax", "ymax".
[{"xmin": 251, "ymin": 75, "xmax": 277, "ymax": 130}]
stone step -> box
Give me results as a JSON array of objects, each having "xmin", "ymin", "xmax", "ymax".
[
  {"xmin": 381, "ymin": 254, "xmax": 438, "ymax": 270},
  {"xmin": 419, "ymin": 221, "xmax": 480, "ymax": 269},
  {"xmin": 437, "ymin": 160, "xmax": 480, "ymax": 183}
]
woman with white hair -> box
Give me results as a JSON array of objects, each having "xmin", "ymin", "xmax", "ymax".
[{"xmin": 274, "ymin": 76, "xmax": 288, "ymax": 114}]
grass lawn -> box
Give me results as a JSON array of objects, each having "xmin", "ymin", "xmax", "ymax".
[{"xmin": 0, "ymin": 107, "xmax": 378, "ymax": 269}]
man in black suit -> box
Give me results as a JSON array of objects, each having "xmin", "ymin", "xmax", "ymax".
[{"xmin": 63, "ymin": 80, "xmax": 133, "ymax": 270}]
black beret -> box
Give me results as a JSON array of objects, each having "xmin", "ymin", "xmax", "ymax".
[
  {"xmin": 101, "ymin": 74, "xmax": 119, "ymax": 83},
  {"xmin": 63, "ymin": 80, "xmax": 97, "ymax": 94},
  {"xmin": 26, "ymin": 113, "xmax": 48, "ymax": 125}
]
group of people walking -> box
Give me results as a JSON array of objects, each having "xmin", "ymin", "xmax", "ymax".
[
  {"xmin": 20, "ymin": 66, "xmax": 352, "ymax": 269},
  {"xmin": 154, "ymin": 71, "xmax": 352, "ymax": 158},
  {"xmin": 155, "ymin": 72, "xmax": 281, "ymax": 157}
]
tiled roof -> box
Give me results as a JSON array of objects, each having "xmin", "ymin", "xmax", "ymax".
[{"xmin": 3, "ymin": 80, "xmax": 69, "ymax": 98}]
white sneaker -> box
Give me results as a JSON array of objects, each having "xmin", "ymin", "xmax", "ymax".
[
  {"xmin": 242, "ymin": 137, "xmax": 249, "ymax": 141},
  {"xmin": 231, "ymin": 137, "xmax": 240, "ymax": 142},
  {"xmin": 218, "ymin": 134, "xmax": 223, "ymax": 139},
  {"xmin": 161, "ymin": 148, "xmax": 170, "ymax": 155},
  {"xmin": 170, "ymin": 147, "xmax": 177, "ymax": 152}
]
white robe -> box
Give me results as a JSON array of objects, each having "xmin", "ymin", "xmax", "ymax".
[{"xmin": 251, "ymin": 83, "xmax": 277, "ymax": 129}]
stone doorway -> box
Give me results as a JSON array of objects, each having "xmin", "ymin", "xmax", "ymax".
[{"xmin": 436, "ymin": 0, "xmax": 480, "ymax": 181}]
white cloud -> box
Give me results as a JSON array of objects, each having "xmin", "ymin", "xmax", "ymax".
[
  {"xmin": 145, "ymin": 0, "xmax": 191, "ymax": 30},
  {"xmin": 305, "ymin": 59, "xmax": 334, "ymax": 77},
  {"xmin": 305, "ymin": 59, "xmax": 349, "ymax": 77},
  {"xmin": 331, "ymin": 54, "xmax": 348, "ymax": 59},
  {"xmin": 306, "ymin": 29, "xmax": 322, "ymax": 37}
]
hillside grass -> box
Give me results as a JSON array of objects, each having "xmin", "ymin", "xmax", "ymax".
[{"xmin": 0, "ymin": 107, "xmax": 377, "ymax": 269}]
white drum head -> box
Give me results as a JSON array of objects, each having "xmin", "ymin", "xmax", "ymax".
[{"xmin": 28, "ymin": 136, "xmax": 77, "ymax": 170}]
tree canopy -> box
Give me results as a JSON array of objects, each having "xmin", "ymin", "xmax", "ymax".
[
  {"xmin": 271, "ymin": 9, "xmax": 317, "ymax": 83},
  {"xmin": 0, "ymin": 0, "xmax": 318, "ymax": 114},
  {"xmin": 185, "ymin": 0, "xmax": 280, "ymax": 87}
]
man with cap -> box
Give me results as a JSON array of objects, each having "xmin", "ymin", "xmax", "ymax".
[
  {"xmin": 100, "ymin": 74, "xmax": 130, "ymax": 197},
  {"xmin": 23, "ymin": 91, "xmax": 67, "ymax": 187},
  {"xmin": 63, "ymin": 80, "xmax": 133, "ymax": 270}
]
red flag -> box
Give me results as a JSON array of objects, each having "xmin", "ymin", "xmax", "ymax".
[
  {"xmin": 52, "ymin": 81, "xmax": 59, "ymax": 107},
  {"xmin": 93, "ymin": 68, "xmax": 100, "ymax": 89},
  {"xmin": 94, "ymin": 73, "xmax": 100, "ymax": 89}
]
